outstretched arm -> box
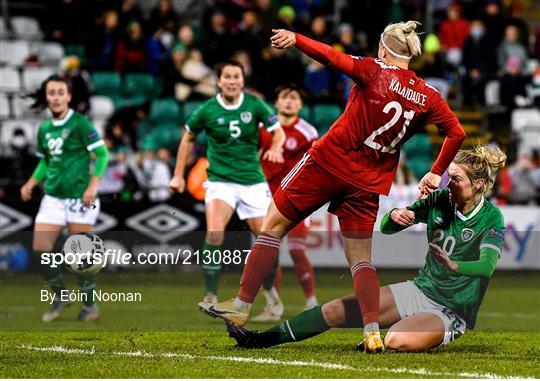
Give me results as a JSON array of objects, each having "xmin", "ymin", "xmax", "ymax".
[{"xmin": 271, "ymin": 29, "xmax": 365, "ymax": 81}]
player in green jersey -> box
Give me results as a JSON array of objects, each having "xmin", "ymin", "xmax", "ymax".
[
  {"xmin": 225, "ymin": 144, "xmax": 507, "ymax": 352},
  {"xmin": 20, "ymin": 75, "xmax": 109, "ymax": 322},
  {"xmin": 169, "ymin": 60, "xmax": 285, "ymax": 303}
]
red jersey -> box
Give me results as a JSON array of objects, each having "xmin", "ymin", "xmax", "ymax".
[
  {"xmin": 260, "ymin": 117, "xmax": 318, "ymax": 193},
  {"xmin": 295, "ymin": 34, "xmax": 466, "ymax": 195}
]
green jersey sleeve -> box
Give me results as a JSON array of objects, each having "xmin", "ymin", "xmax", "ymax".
[
  {"xmin": 255, "ymin": 98, "xmax": 279, "ymax": 132},
  {"xmin": 185, "ymin": 103, "xmax": 206, "ymax": 134},
  {"xmin": 406, "ymin": 189, "xmax": 449, "ymax": 224},
  {"xmin": 79, "ymin": 117, "xmax": 104, "ymax": 152},
  {"xmin": 478, "ymin": 210, "xmax": 505, "ymax": 258}
]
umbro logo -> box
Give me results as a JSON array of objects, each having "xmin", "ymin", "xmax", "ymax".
[{"xmin": 435, "ymin": 217, "xmax": 444, "ymax": 225}]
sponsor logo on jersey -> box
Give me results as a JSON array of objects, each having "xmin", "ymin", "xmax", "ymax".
[
  {"xmin": 217, "ymin": 117, "xmax": 225, "ymax": 124},
  {"xmin": 489, "ymin": 228, "xmax": 505, "ymax": 240},
  {"xmin": 240, "ymin": 112, "xmax": 252, "ymax": 124},
  {"xmin": 461, "ymin": 228, "xmax": 474, "ymax": 242},
  {"xmin": 87, "ymin": 130, "xmax": 98, "ymax": 139}
]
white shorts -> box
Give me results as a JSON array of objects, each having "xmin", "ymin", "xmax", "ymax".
[
  {"xmin": 204, "ymin": 181, "xmax": 271, "ymax": 220},
  {"xmin": 35, "ymin": 195, "xmax": 100, "ymax": 226},
  {"xmin": 388, "ymin": 280, "xmax": 467, "ymax": 347}
]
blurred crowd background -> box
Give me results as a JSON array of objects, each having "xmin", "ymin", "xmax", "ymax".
[{"xmin": 0, "ymin": 0, "xmax": 539, "ymax": 206}]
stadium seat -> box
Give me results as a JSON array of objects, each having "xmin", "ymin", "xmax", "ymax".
[
  {"xmin": 11, "ymin": 16, "xmax": 42, "ymax": 40},
  {"xmin": 12, "ymin": 95, "xmax": 41, "ymax": 118},
  {"xmin": 0, "ymin": 18, "xmax": 6, "ymax": 36},
  {"xmin": 0, "ymin": 119, "xmax": 38, "ymax": 146},
  {"xmin": 113, "ymin": 95, "xmax": 147, "ymax": 109},
  {"xmin": 122, "ymin": 73, "xmax": 156, "ymax": 99},
  {"xmin": 0, "ymin": 94, "xmax": 11, "ymax": 119},
  {"xmin": 0, "ymin": 40, "xmax": 31, "ymax": 66},
  {"xmin": 0, "ymin": 68, "xmax": 22, "ymax": 93},
  {"xmin": 149, "ymin": 98, "xmax": 181, "ymax": 124},
  {"xmin": 89, "ymin": 95, "xmax": 115, "ymax": 121},
  {"xmin": 182, "ymin": 100, "xmax": 203, "ymax": 122},
  {"xmin": 511, "ymin": 108, "xmax": 540, "ymax": 155},
  {"xmin": 37, "ymin": 42, "xmax": 65, "ymax": 65},
  {"xmin": 299, "ymin": 105, "xmax": 312, "ymax": 123},
  {"xmin": 311, "ymin": 104, "xmax": 342, "ymax": 135},
  {"xmin": 22, "ymin": 67, "xmax": 56, "ymax": 90},
  {"xmin": 152, "ymin": 123, "xmax": 181, "ymax": 150},
  {"xmin": 65, "ymin": 44, "xmax": 86, "ymax": 63},
  {"xmin": 91, "ymin": 72, "xmax": 121, "ymax": 98}
]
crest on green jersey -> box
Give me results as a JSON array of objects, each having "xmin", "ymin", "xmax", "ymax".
[
  {"xmin": 461, "ymin": 228, "xmax": 474, "ymax": 242},
  {"xmin": 240, "ymin": 111, "xmax": 252, "ymax": 123},
  {"xmin": 62, "ymin": 129, "xmax": 71, "ymax": 138}
]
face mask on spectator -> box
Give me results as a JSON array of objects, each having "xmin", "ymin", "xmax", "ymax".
[{"xmin": 470, "ymin": 26, "xmax": 484, "ymax": 40}]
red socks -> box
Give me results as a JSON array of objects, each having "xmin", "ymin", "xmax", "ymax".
[
  {"xmin": 290, "ymin": 249, "xmax": 315, "ymax": 298},
  {"xmin": 350, "ymin": 262, "xmax": 380, "ymax": 326},
  {"xmin": 239, "ymin": 233, "xmax": 281, "ymax": 303}
]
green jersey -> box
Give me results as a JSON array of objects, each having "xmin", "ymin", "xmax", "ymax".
[
  {"xmin": 36, "ymin": 109, "xmax": 104, "ymax": 198},
  {"xmin": 407, "ymin": 189, "xmax": 505, "ymax": 328},
  {"xmin": 185, "ymin": 92, "xmax": 278, "ymax": 185}
]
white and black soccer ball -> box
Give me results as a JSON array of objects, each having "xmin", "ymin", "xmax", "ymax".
[{"xmin": 62, "ymin": 232, "xmax": 106, "ymax": 276}]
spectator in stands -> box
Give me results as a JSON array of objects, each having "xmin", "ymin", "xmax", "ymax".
[
  {"xmin": 462, "ymin": 19, "xmax": 497, "ymax": 107},
  {"xmin": 149, "ymin": 0, "xmax": 179, "ymax": 35},
  {"xmin": 534, "ymin": 25, "xmax": 540, "ymax": 59},
  {"xmin": 9, "ymin": 128, "xmax": 35, "ymax": 182},
  {"xmin": 201, "ymin": 10, "xmax": 236, "ymax": 67},
  {"xmin": 499, "ymin": 56, "xmax": 531, "ymax": 112},
  {"xmin": 115, "ymin": 21, "xmax": 147, "ymax": 73},
  {"xmin": 304, "ymin": 57, "xmax": 331, "ymax": 102},
  {"xmin": 138, "ymin": 147, "xmax": 172, "ymax": 202},
  {"xmin": 177, "ymin": 24, "xmax": 196, "ymax": 51},
  {"xmin": 482, "ymin": 1, "xmax": 505, "ymax": 46},
  {"xmin": 438, "ymin": 2, "xmax": 470, "ymax": 67},
  {"xmin": 90, "ymin": 10, "xmax": 121, "ymax": 71},
  {"xmin": 497, "ymin": 25, "xmax": 529, "ymax": 74},
  {"xmin": 254, "ymin": 0, "xmax": 278, "ymax": 36},
  {"xmin": 98, "ymin": 140, "xmax": 128, "ymax": 199},
  {"xmin": 146, "ymin": 30, "xmax": 168, "ymax": 75},
  {"xmin": 106, "ymin": 101, "xmax": 150, "ymax": 151},
  {"xmin": 60, "ymin": 56, "xmax": 91, "ymax": 114},
  {"xmin": 118, "ymin": 0, "xmax": 144, "ymax": 30},
  {"xmin": 260, "ymin": 44, "xmax": 305, "ymax": 101},
  {"xmin": 335, "ymin": 23, "xmax": 364, "ymax": 56},
  {"xmin": 307, "ymin": 16, "xmax": 332, "ymax": 45},
  {"xmin": 507, "ymin": 154, "xmax": 538, "ymax": 204},
  {"xmin": 505, "ymin": 2, "xmax": 529, "ymax": 52},
  {"xmin": 161, "ymin": 43, "xmax": 216, "ymax": 101},
  {"xmin": 237, "ymin": 9, "xmax": 265, "ymax": 66}
]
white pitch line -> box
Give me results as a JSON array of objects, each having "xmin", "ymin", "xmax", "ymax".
[{"xmin": 16, "ymin": 344, "xmax": 532, "ymax": 379}]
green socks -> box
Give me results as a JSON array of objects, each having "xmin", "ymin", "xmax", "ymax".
[
  {"xmin": 34, "ymin": 251, "xmax": 66, "ymax": 296},
  {"xmin": 202, "ymin": 242, "xmax": 222, "ymax": 295},
  {"xmin": 256, "ymin": 305, "xmax": 330, "ymax": 347},
  {"xmin": 76, "ymin": 274, "xmax": 96, "ymax": 307}
]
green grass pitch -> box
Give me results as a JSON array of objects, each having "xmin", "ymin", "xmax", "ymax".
[{"xmin": 1, "ymin": 270, "xmax": 539, "ymax": 378}]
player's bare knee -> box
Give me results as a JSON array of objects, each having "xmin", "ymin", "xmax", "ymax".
[
  {"xmin": 321, "ymin": 300, "xmax": 346, "ymax": 327},
  {"xmin": 205, "ymin": 231, "xmax": 225, "ymax": 246},
  {"xmin": 384, "ymin": 332, "xmax": 425, "ymax": 352}
]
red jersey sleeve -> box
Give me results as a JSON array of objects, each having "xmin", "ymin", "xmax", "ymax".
[
  {"xmin": 295, "ymin": 33, "xmax": 374, "ymax": 83},
  {"xmin": 426, "ymin": 94, "xmax": 466, "ymax": 175}
]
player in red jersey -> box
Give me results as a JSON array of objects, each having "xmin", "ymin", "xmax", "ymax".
[
  {"xmin": 199, "ymin": 21, "xmax": 466, "ymax": 353},
  {"xmin": 253, "ymin": 84, "xmax": 319, "ymax": 322}
]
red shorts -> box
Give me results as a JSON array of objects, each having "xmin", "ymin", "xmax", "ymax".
[{"xmin": 274, "ymin": 154, "xmax": 379, "ymax": 238}]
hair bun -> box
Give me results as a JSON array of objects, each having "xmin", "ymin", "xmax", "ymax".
[{"xmin": 403, "ymin": 20, "xmax": 420, "ymax": 34}]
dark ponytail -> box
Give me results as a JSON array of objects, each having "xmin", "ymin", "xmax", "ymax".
[{"xmin": 27, "ymin": 74, "xmax": 70, "ymax": 111}]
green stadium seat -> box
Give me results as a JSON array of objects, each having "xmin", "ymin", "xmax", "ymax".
[
  {"xmin": 402, "ymin": 133, "xmax": 433, "ymax": 180},
  {"xmin": 91, "ymin": 72, "xmax": 121, "ymax": 98},
  {"xmin": 153, "ymin": 123, "xmax": 182, "ymax": 150},
  {"xmin": 123, "ymin": 73, "xmax": 156, "ymax": 99},
  {"xmin": 112, "ymin": 95, "xmax": 147, "ymax": 109},
  {"xmin": 299, "ymin": 105, "xmax": 312, "ymax": 123},
  {"xmin": 136, "ymin": 119, "xmax": 153, "ymax": 140},
  {"xmin": 65, "ymin": 44, "xmax": 86, "ymax": 64},
  {"xmin": 182, "ymin": 100, "xmax": 203, "ymax": 122},
  {"xmin": 149, "ymin": 98, "xmax": 181, "ymax": 124},
  {"xmin": 311, "ymin": 104, "xmax": 342, "ymax": 135}
]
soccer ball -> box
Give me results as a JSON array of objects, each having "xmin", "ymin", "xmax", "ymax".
[{"xmin": 62, "ymin": 232, "xmax": 105, "ymax": 276}]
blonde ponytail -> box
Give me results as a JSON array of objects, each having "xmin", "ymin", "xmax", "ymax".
[
  {"xmin": 381, "ymin": 20, "xmax": 422, "ymax": 60},
  {"xmin": 453, "ymin": 144, "xmax": 507, "ymax": 194}
]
